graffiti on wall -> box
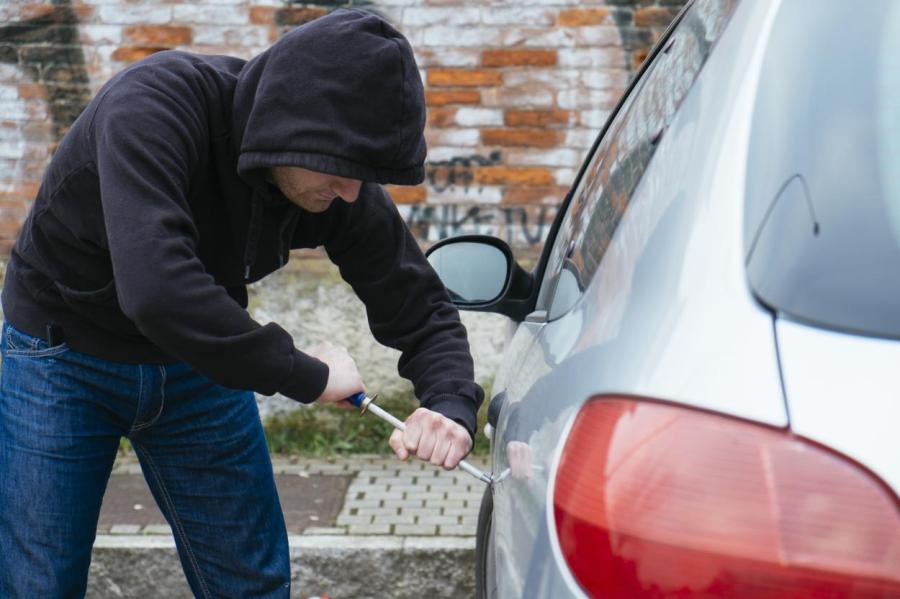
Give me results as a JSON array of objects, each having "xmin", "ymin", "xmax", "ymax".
[
  {"xmin": 405, "ymin": 203, "xmax": 557, "ymax": 249},
  {"xmin": 0, "ymin": 0, "xmax": 91, "ymax": 140},
  {"xmin": 425, "ymin": 151, "xmax": 501, "ymax": 192}
]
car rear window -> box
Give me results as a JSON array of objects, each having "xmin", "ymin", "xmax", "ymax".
[{"xmin": 744, "ymin": 0, "xmax": 900, "ymax": 339}]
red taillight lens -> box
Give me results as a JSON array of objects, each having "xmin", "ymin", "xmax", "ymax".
[{"xmin": 552, "ymin": 397, "xmax": 900, "ymax": 598}]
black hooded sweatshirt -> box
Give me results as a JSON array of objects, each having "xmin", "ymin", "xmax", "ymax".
[{"xmin": 2, "ymin": 9, "xmax": 484, "ymax": 435}]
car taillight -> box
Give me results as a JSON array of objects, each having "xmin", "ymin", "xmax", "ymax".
[{"xmin": 552, "ymin": 397, "xmax": 900, "ymax": 598}]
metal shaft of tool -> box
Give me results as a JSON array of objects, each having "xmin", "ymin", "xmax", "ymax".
[{"xmin": 359, "ymin": 398, "xmax": 492, "ymax": 484}]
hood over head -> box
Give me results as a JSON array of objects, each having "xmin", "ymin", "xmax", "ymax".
[{"xmin": 233, "ymin": 8, "xmax": 427, "ymax": 186}]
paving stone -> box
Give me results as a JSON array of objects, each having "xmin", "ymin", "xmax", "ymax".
[
  {"xmin": 424, "ymin": 499, "xmax": 467, "ymax": 509},
  {"xmin": 336, "ymin": 515, "xmax": 372, "ymax": 526},
  {"xmin": 425, "ymin": 476, "xmax": 459, "ymax": 486},
  {"xmin": 374, "ymin": 476, "xmax": 416, "ymax": 486},
  {"xmin": 398, "ymin": 507, "xmax": 436, "ymax": 519},
  {"xmin": 394, "ymin": 524, "xmax": 438, "ymax": 536},
  {"xmin": 348, "ymin": 523, "xmax": 392, "ymax": 535},
  {"xmin": 347, "ymin": 483, "xmax": 389, "ymax": 494},
  {"xmin": 302, "ymin": 527, "xmax": 348, "ymax": 535},
  {"xmin": 363, "ymin": 490, "xmax": 405, "ymax": 500},
  {"xmin": 406, "ymin": 491, "xmax": 447, "ymax": 501},
  {"xmin": 417, "ymin": 515, "xmax": 460, "ymax": 526},
  {"xmin": 440, "ymin": 524, "xmax": 477, "ymax": 536},
  {"xmin": 389, "ymin": 484, "xmax": 424, "ymax": 494},
  {"xmin": 443, "ymin": 506, "xmax": 478, "ymax": 517},
  {"xmin": 142, "ymin": 524, "xmax": 172, "ymax": 535},
  {"xmin": 446, "ymin": 491, "xmax": 483, "ymax": 502},
  {"xmin": 355, "ymin": 469, "xmax": 391, "ymax": 478},
  {"xmin": 390, "ymin": 499, "xmax": 425, "ymax": 508},
  {"xmin": 355, "ymin": 507, "xmax": 400, "ymax": 517},
  {"xmin": 371, "ymin": 514, "xmax": 417, "ymax": 525},
  {"xmin": 341, "ymin": 498, "xmax": 382, "ymax": 509},
  {"xmin": 109, "ymin": 524, "xmax": 141, "ymax": 534}
]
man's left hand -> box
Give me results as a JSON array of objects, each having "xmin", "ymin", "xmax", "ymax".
[{"xmin": 388, "ymin": 407, "xmax": 472, "ymax": 469}]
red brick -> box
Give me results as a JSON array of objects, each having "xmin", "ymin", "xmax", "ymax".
[
  {"xmin": 249, "ymin": 6, "xmax": 275, "ymax": 24},
  {"xmin": 16, "ymin": 181, "xmax": 40, "ymax": 199},
  {"xmin": 385, "ymin": 185, "xmax": 426, "ymax": 205},
  {"xmin": 124, "ymin": 25, "xmax": 192, "ymax": 46},
  {"xmin": 17, "ymin": 5, "xmax": 54, "ymax": 20},
  {"xmin": 504, "ymin": 110, "xmax": 572, "ymax": 128},
  {"xmin": 474, "ymin": 167, "xmax": 554, "ymax": 186},
  {"xmin": 502, "ymin": 186, "xmax": 569, "ymax": 205},
  {"xmin": 425, "ymin": 90, "xmax": 481, "ymax": 106},
  {"xmin": 274, "ymin": 7, "xmax": 327, "ymax": 26},
  {"xmin": 17, "ymin": 83, "xmax": 45, "ymax": 100},
  {"xmin": 481, "ymin": 128, "xmax": 562, "ymax": 148},
  {"xmin": 482, "ymin": 49, "xmax": 557, "ymax": 67},
  {"xmin": 427, "ymin": 69, "xmax": 502, "ymax": 88},
  {"xmin": 634, "ymin": 7, "xmax": 680, "ymax": 28},
  {"xmin": 558, "ymin": 8, "xmax": 611, "ymax": 27},
  {"xmin": 71, "ymin": 5, "xmax": 95, "ymax": 21},
  {"xmin": 111, "ymin": 47, "xmax": 167, "ymax": 63},
  {"xmin": 427, "ymin": 107, "xmax": 458, "ymax": 128}
]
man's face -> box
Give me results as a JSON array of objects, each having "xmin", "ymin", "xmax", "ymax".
[{"xmin": 270, "ymin": 166, "xmax": 362, "ymax": 213}]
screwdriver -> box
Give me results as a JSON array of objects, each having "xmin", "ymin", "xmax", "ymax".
[{"xmin": 346, "ymin": 392, "xmax": 492, "ymax": 484}]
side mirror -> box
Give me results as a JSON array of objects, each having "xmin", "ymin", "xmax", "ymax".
[{"xmin": 426, "ymin": 235, "xmax": 534, "ymax": 321}]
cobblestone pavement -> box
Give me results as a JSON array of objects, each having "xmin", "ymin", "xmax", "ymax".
[{"xmin": 103, "ymin": 454, "xmax": 489, "ymax": 538}]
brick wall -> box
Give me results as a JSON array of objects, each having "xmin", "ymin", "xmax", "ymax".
[{"xmin": 0, "ymin": 0, "xmax": 685, "ymax": 255}]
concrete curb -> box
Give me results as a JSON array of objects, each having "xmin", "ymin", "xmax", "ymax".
[{"xmin": 88, "ymin": 535, "xmax": 476, "ymax": 598}]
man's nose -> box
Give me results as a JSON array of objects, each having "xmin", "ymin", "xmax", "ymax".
[{"xmin": 332, "ymin": 178, "xmax": 362, "ymax": 203}]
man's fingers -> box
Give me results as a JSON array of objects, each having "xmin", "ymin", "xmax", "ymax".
[
  {"xmin": 403, "ymin": 415, "xmax": 423, "ymax": 453},
  {"xmin": 430, "ymin": 436, "xmax": 451, "ymax": 467},
  {"xmin": 414, "ymin": 413, "xmax": 440, "ymax": 460},
  {"xmin": 443, "ymin": 429, "xmax": 472, "ymax": 470},
  {"xmin": 389, "ymin": 429, "xmax": 408, "ymax": 461}
]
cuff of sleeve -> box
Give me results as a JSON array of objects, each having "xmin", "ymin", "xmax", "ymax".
[
  {"xmin": 422, "ymin": 394, "xmax": 478, "ymax": 443},
  {"xmin": 278, "ymin": 351, "xmax": 329, "ymax": 404}
]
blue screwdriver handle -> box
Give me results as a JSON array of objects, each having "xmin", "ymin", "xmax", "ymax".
[
  {"xmin": 343, "ymin": 391, "xmax": 492, "ymax": 484},
  {"xmin": 347, "ymin": 391, "xmax": 367, "ymax": 408}
]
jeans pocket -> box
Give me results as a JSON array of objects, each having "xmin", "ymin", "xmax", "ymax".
[{"xmin": 2, "ymin": 323, "xmax": 69, "ymax": 358}]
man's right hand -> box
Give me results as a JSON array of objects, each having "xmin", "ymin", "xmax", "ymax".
[{"xmin": 306, "ymin": 342, "xmax": 364, "ymax": 406}]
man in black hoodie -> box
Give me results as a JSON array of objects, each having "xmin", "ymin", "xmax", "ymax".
[{"xmin": 0, "ymin": 9, "xmax": 483, "ymax": 597}]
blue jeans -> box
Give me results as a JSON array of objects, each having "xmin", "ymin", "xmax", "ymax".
[{"xmin": 0, "ymin": 323, "xmax": 290, "ymax": 598}]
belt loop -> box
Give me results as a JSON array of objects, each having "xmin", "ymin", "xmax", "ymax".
[{"xmin": 46, "ymin": 323, "xmax": 64, "ymax": 347}]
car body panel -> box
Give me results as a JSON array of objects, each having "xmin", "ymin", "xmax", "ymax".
[
  {"xmin": 487, "ymin": 0, "xmax": 790, "ymax": 596},
  {"xmin": 777, "ymin": 319, "xmax": 900, "ymax": 493}
]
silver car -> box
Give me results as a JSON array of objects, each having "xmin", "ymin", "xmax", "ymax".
[{"xmin": 426, "ymin": 0, "xmax": 900, "ymax": 596}]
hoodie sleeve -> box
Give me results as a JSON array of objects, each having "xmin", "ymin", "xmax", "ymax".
[
  {"xmin": 91, "ymin": 68, "xmax": 329, "ymax": 403},
  {"xmin": 323, "ymin": 184, "xmax": 485, "ymax": 438}
]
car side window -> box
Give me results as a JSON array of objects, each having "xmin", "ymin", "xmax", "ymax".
[{"xmin": 538, "ymin": 0, "xmax": 740, "ymax": 321}]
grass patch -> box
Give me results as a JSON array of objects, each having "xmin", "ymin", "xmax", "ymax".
[{"xmin": 263, "ymin": 389, "xmax": 492, "ymax": 456}]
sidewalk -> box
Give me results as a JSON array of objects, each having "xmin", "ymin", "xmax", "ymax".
[{"xmin": 88, "ymin": 454, "xmax": 490, "ymax": 598}]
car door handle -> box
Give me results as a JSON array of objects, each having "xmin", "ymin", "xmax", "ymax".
[{"xmin": 524, "ymin": 310, "xmax": 548, "ymax": 324}]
